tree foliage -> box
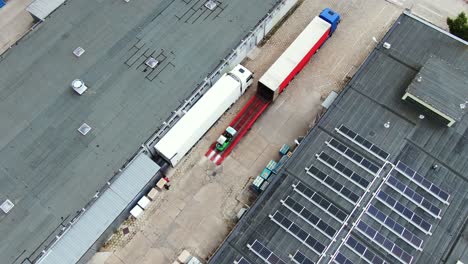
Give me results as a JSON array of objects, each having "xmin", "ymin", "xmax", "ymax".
[{"xmin": 447, "ymin": 12, "xmax": 468, "ymax": 41}]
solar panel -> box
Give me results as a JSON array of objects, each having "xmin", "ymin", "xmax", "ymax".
[
  {"xmin": 292, "ymin": 250, "xmax": 315, "ymax": 264},
  {"xmin": 395, "ymin": 161, "xmax": 450, "ymax": 204},
  {"xmin": 337, "ymin": 125, "xmax": 390, "ymax": 160},
  {"xmin": 248, "ymin": 240, "xmax": 286, "ymax": 264},
  {"xmin": 293, "ymin": 182, "xmax": 348, "ymax": 223},
  {"xmin": 376, "ymin": 191, "xmax": 432, "ymax": 234},
  {"xmin": 333, "ymin": 252, "xmax": 354, "ymax": 264},
  {"xmin": 235, "ymin": 257, "xmax": 251, "ymax": 264},
  {"xmin": 317, "ymin": 152, "xmax": 370, "ymax": 189},
  {"xmin": 344, "ymin": 235, "xmax": 386, "ymax": 264},
  {"xmin": 271, "ymin": 211, "xmax": 326, "ymax": 255},
  {"xmin": 307, "ymin": 166, "xmax": 360, "ymax": 204},
  {"xmin": 387, "ymin": 173, "xmax": 442, "ymax": 218},
  {"xmin": 367, "ymin": 205, "xmax": 423, "ymax": 249},
  {"xmin": 282, "ymin": 196, "xmax": 337, "ymax": 239},
  {"xmin": 355, "ymin": 221, "xmax": 413, "ymax": 264},
  {"xmin": 327, "ymin": 138, "xmax": 381, "ymax": 174}
]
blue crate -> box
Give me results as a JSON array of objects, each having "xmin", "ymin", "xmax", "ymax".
[
  {"xmin": 260, "ymin": 167, "xmax": 272, "ymax": 180},
  {"xmin": 279, "ymin": 144, "xmax": 290, "ymax": 156}
]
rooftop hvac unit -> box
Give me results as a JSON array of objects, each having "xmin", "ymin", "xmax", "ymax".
[
  {"xmin": 145, "ymin": 57, "xmax": 159, "ymax": 68},
  {"xmin": 71, "ymin": 79, "xmax": 88, "ymax": 95},
  {"xmin": 78, "ymin": 123, "xmax": 92, "ymax": 135},
  {"xmin": 0, "ymin": 199, "xmax": 14, "ymax": 214},
  {"xmin": 205, "ymin": 0, "xmax": 217, "ymax": 10},
  {"xmin": 73, "ymin": 47, "xmax": 85, "ymax": 57}
]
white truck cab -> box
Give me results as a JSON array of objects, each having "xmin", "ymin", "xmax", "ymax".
[{"xmin": 228, "ymin": 64, "xmax": 253, "ymax": 94}]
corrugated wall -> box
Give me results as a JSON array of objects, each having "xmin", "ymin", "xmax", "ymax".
[{"xmin": 37, "ymin": 153, "xmax": 160, "ymax": 264}]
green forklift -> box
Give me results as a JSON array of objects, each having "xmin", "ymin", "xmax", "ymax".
[{"xmin": 216, "ymin": 126, "xmax": 237, "ymax": 152}]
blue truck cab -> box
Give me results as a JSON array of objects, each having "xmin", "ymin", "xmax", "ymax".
[{"xmin": 319, "ymin": 8, "xmax": 341, "ymax": 35}]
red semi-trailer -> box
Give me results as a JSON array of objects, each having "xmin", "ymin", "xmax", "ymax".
[{"xmin": 206, "ymin": 8, "xmax": 341, "ymax": 165}]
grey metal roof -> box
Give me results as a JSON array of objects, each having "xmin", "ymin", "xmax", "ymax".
[
  {"xmin": 0, "ymin": 0, "xmax": 279, "ymax": 262},
  {"xmin": 406, "ymin": 56, "xmax": 468, "ymax": 122},
  {"xmin": 36, "ymin": 153, "xmax": 160, "ymax": 264},
  {"xmin": 209, "ymin": 12, "xmax": 468, "ymax": 264},
  {"xmin": 26, "ymin": 0, "xmax": 65, "ymax": 21}
]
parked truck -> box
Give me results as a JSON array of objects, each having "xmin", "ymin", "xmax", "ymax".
[
  {"xmin": 206, "ymin": 8, "xmax": 341, "ymax": 165},
  {"xmin": 155, "ymin": 65, "xmax": 253, "ymax": 167}
]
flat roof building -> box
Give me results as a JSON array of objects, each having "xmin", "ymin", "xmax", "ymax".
[
  {"xmin": 209, "ymin": 11, "xmax": 468, "ymax": 264},
  {"xmin": 0, "ymin": 0, "xmax": 279, "ymax": 262}
]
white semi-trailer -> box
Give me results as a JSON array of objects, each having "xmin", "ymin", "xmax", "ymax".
[{"xmin": 155, "ymin": 64, "xmax": 253, "ymax": 167}]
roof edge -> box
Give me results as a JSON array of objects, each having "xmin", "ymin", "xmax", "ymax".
[{"xmin": 403, "ymin": 9, "xmax": 468, "ymax": 46}]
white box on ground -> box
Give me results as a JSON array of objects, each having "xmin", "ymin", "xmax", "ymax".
[
  {"xmin": 177, "ymin": 250, "xmax": 192, "ymax": 263},
  {"xmin": 156, "ymin": 178, "xmax": 167, "ymax": 189},
  {"xmin": 147, "ymin": 188, "xmax": 159, "ymax": 200},
  {"xmin": 137, "ymin": 196, "xmax": 151, "ymax": 209},
  {"xmin": 130, "ymin": 205, "xmax": 144, "ymax": 219},
  {"xmin": 188, "ymin": 257, "xmax": 202, "ymax": 264}
]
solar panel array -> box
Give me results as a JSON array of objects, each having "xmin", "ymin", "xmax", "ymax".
[
  {"xmin": 318, "ymin": 152, "xmax": 370, "ymax": 189},
  {"xmin": 387, "ymin": 174, "xmax": 442, "ymax": 218},
  {"xmin": 395, "ymin": 161, "xmax": 450, "ymax": 204},
  {"xmin": 333, "ymin": 252, "xmax": 354, "ymax": 264},
  {"xmin": 271, "ymin": 211, "xmax": 326, "ymax": 254},
  {"xmin": 376, "ymin": 190, "xmax": 432, "ymax": 234},
  {"xmin": 294, "ymin": 182, "xmax": 348, "ymax": 222},
  {"xmin": 367, "ymin": 204, "xmax": 423, "ymax": 249},
  {"xmin": 248, "ymin": 240, "xmax": 286, "ymax": 264},
  {"xmin": 283, "ymin": 196, "xmax": 337, "ymax": 238},
  {"xmin": 328, "ymin": 138, "xmax": 380, "ymax": 174},
  {"xmin": 344, "ymin": 235, "xmax": 386, "ymax": 264},
  {"xmin": 337, "ymin": 125, "xmax": 390, "ymax": 160},
  {"xmin": 292, "ymin": 251, "xmax": 315, "ymax": 264},
  {"xmin": 355, "ymin": 221, "xmax": 413, "ymax": 264},
  {"xmin": 235, "ymin": 257, "xmax": 251, "ymax": 264},
  {"xmin": 307, "ymin": 166, "xmax": 360, "ymax": 204}
]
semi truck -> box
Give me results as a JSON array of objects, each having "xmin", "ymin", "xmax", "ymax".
[
  {"xmin": 154, "ymin": 65, "xmax": 253, "ymax": 167},
  {"xmin": 206, "ymin": 8, "xmax": 341, "ymax": 165}
]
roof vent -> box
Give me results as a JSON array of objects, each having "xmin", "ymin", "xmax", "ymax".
[
  {"xmin": 419, "ymin": 114, "xmax": 425, "ymax": 119},
  {"xmin": 416, "ymin": 76, "xmax": 422, "ymax": 82},
  {"xmin": 204, "ymin": 0, "xmax": 217, "ymax": 10},
  {"xmin": 383, "ymin": 42, "xmax": 391, "ymax": 49},
  {"xmin": 78, "ymin": 123, "xmax": 92, "ymax": 135},
  {"xmin": 71, "ymin": 79, "xmax": 88, "ymax": 95},
  {"xmin": 145, "ymin": 57, "xmax": 159, "ymax": 69},
  {"xmin": 0, "ymin": 199, "xmax": 14, "ymax": 214},
  {"xmin": 384, "ymin": 121, "xmax": 390, "ymax": 128},
  {"xmin": 461, "ymin": 102, "xmax": 466, "ymax": 109},
  {"xmin": 73, "ymin": 47, "xmax": 85, "ymax": 57}
]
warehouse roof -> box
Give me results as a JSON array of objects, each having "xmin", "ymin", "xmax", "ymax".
[
  {"xmin": 209, "ymin": 11, "xmax": 468, "ymax": 264},
  {"xmin": 0, "ymin": 0, "xmax": 278, "ymax": 262}
]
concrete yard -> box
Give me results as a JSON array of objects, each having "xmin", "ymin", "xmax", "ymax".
[
  {"xmin": 93, "ymin": 0, "xmax": 404, "ymax": 263},
  {"xmin": 92, "ymin": 0, "xmax": 468, "ymax": 263},
  {"xmin": 0, "ymin": 0, "xmax": 34, "ymax": 55},
  {"xmin": 0, "ymin": 0, "xmax": 279, "ymax": 262}
]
